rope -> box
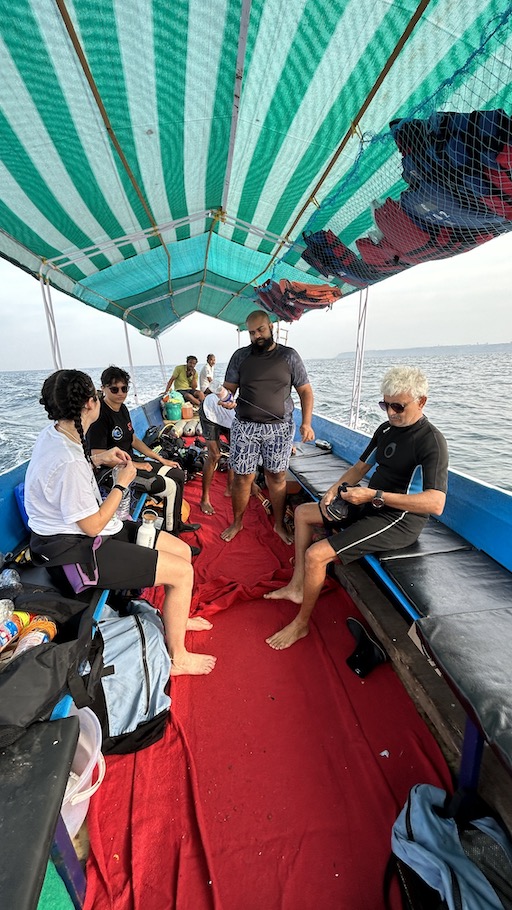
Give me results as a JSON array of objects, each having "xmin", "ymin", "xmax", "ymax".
[{"xmin": 39, "ymin": 272, "xmax": 63, "ymax": 370}]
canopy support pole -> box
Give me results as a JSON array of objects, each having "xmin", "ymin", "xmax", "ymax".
[
  {"xmin": 39, "ymin": 274, "xmax": 63, "ymax": 370},
  {"xmin": 349, "ymin": 288, "xmax": 368, "ymax": 429},
  {"xmin": 123, "ymin": 318, "xmax": 140, "ymax": 405},
  {"xmin": 155, "ymin": 337, "xmax": 167, "ymax": 387}
]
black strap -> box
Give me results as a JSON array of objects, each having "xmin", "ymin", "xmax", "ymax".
[
  {"xmin": 383, "ymin": 854, "xmax": 401, "ymax": 910},
  {"xmin": 66, "ymin": 626, "xmax": 104, "ymax": 707}
]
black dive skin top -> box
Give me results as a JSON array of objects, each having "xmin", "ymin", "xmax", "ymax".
[
  {"xmin": 224, "ymin": 344, "xmax": 309, "ymax": 423},
  {"xmin": 360, "ymin": 417, "xmax": 449, "ymax": 496}
]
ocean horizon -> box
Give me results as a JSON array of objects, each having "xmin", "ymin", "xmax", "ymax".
[{"xmin": 1, "ymin": 346, "xmax": 511, "ymax": 492}]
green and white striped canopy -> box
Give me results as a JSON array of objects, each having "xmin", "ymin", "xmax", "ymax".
[{"xmin": 0, "ymin": 0, "xmax": 511, "ymax": 336}]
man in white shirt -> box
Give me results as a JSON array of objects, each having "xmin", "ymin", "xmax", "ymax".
[
  {"xmin": 199, "ymin": 354, "xmax": 216, "ymax": 392},
  {"xmin": 199, "ymin": 384, "xmax": 234, "ymax": 514}
]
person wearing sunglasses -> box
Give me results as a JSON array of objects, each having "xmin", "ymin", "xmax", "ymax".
[
  {"xmin": 87, "ymin": 366, "xmax": 201, "ymax": 541},
  {"xmin": 264, "ymin": 365, "xmax": 448, "ymax": 651},
  {"xmin": 24, "ymin": 369, "xmax": 215, "ymax": 676}
]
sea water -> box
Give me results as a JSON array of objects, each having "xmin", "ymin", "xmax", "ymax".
[{"xmin": 1, "ymin": 348, "xmax": 511, "ymax": 492}]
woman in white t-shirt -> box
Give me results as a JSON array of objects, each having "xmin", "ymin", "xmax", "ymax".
[{"xmin": 24, "ymin": 370, "xmax": 216, "ymax": 677}]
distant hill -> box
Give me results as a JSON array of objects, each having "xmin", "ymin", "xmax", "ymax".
[{"xmin": 335, "ymin": 342, "xmax": 512, "ymax": 360}]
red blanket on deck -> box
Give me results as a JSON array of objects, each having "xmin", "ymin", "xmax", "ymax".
[{"xmin": 84, "ymin": 474, "xmax": 451, "ymax": 910}]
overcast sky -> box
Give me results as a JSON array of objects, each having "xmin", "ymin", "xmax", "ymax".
[{"xmin": 0, "ymin": 231, "xmax": 511, "ymax": 372}]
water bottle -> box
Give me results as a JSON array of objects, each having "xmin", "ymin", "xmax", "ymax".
[
  {"xmin": 112, "ymin": 465, "xmax": 131, "ymax": 520},
  {"xmin": 136, "ymin": 509, "xmax": 158, "ymax": 548},
  {"xmin": 207, "ymin": 380, "xmax": 233, "ymax": 402},
  {"xmin": 0, "ymin": 599, "xmax": 14, "ymax": 622},
  {"xmin": 0, "ymin": 568, "xmax": 23, "ymax": 600},
  {"xmin": 0, "ymin": 612, "xmax": 24, "ymax": 651},
  {"xmin": 12, "ymin": 618, "xmax": 57, "ymax": 657}
]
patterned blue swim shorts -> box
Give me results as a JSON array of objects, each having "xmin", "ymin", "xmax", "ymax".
[{"xmin": 229, "ymin": 418, "xmax": 294, "ymax": 474}]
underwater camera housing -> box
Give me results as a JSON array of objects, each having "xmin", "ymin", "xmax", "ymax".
[{"xmin": 326, "ymin": 483, "xmax": 350, "ymax": 521}]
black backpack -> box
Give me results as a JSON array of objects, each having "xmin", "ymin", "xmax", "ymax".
[{"xmin": 0, "ymin": 584, "xmax": 103, "ymax": 747}]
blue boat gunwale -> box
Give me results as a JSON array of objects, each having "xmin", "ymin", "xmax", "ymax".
[{"xmin": 2, "ymin": 398, "xmax": 512, "ymax": 575}]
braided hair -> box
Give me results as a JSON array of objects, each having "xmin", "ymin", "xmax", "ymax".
[{"xmin": 40, "ymin": 369, "xmax": 97, "ymax": 463}]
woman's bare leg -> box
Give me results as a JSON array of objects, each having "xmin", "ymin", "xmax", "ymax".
[{"xmin": 154, "ymin": 537, "xmax": 216, "ymax": 674}]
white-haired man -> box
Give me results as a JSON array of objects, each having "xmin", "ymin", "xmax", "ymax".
[{"xmin": 264, "ymin": 366, "xmax": 449, "ymax": 650}]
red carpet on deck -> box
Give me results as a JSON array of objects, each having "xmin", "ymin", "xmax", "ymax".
[{"xmin": 84, "ymin": 473, "xmax": 451, "ymax": 910}]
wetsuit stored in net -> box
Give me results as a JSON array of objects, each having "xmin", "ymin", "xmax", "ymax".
[{"xmin": 327, "ymin": 416, "xmax": 449, "ymax": 564}]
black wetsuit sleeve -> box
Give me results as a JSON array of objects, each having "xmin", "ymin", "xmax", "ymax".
[
  {"xmin": 359, "ymin": 424, "xmax": 385, "ymax": 465},
  {"xmin": 416, "ymin": 425, "xmax": 449, "ymax": 493},
  {"xmin": 224, "ymin": 348, "xmax": 248, "ymax": 386},
  {"xmin": 284, "ymin": 348, "xmax": 309, "ymax": 388}
]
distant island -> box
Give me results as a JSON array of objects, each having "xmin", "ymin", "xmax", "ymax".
[{"xmin": 335, "ymin": 342, "xmax": 512, "ymax": 359}]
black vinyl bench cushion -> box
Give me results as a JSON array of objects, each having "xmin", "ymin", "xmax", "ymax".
[
  {"xmin": 378, "ymin": 520, "xmax": 470, "ymax": 560},
  {"xmin": 417, "ymin": 609, "xmax": 512, "ymax": 773},
  {"xmin": 288, "ymin": 445, "xmax": 352, "ymax": 498},
  {"xmin": 0, "ymin": 716, "xmax": 79, "ymax": 909},
  {"xmin": 381, "ymin": 548, "xmax": 512, "ymax": 619}
]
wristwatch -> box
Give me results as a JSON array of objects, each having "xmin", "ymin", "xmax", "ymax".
[
  {"xmin": 372, "ymin": 490, "xmax": 385, "ymax": 509},
  {"xmin": 113, "ymin": 483, "xmax": 126, "ymax": 493}
]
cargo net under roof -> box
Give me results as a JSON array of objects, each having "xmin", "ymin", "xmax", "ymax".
[{"xmin": 281, "ymin": 7, "xmax": 512, "ymax": 297}]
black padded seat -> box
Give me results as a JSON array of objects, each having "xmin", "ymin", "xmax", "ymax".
[
  {"xmin": 381, "ymin": 548, "xmax": 512, "ymax": 618},
  {"xmin": 417, "ymin": 609, "xmax": 512, "ymax": 773},
  {"xmin": 378, "ymin": 518, "xmax": 471, "ymax": 560},
  {"xmin": 0, "ymin": 716, "xmax": 80, "ymax": 909},
  {"xmin": 288, "ymin": 445, "xmax": 352, "ymax": 498}
]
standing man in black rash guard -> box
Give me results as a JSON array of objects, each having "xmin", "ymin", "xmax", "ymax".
[
  {"xmin": 264, "ymin": 366, "xmax": 449, "ymax": 650},
  {"xmin": 87, "ymin": 366, "xmax": 200, "ymax": 539},
  {"xmin": 221, "ymin": 310, "xmax": 314, "ymax": 544}
]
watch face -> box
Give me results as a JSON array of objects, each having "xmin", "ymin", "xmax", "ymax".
[{"xmin": 372, "ymin": 494, "xmax": 385, "ymax": 509}]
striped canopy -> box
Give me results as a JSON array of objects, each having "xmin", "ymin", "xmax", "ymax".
[{"xmin": 0, "ymin": 0, "xmax": 511, "ymax": 336}]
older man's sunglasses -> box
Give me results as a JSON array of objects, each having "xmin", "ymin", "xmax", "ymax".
[
  {"xmin": 379, "ymin": 400, "xmax": 408, "ymax": 414},
  {"xmin": 108, "ymin": 385, "xmax": 128, "ymax": 394}
]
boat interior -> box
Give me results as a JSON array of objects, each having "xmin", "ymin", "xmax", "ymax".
[{"xmin": 2, "ymin": 394, "xmax": 512, "ymax": 909}]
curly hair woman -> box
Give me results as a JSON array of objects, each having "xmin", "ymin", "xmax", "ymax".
[{"xmin": 24, "ymin": 370, "xmax": 216, "ymax": 676}]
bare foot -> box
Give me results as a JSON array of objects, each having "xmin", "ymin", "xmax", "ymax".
[
  {"xmin": 263, "ymin": 584, "xmax": 302, "ymax": 604},
  {"xmin": 200, "ymin": 502, "xmax": 215, "ymax": 515},
  {"xmin": 186, "ymin": 616, "xmax": 213, "ymax": 631},
  {"xmin": 274, "ymin": 523, "xmax": 294, "ymax": 545},
  {"xmin": 170, "ymin": 652, "xmax": 217, "ymax": 675},
  {"xmin": 224, "ymin": 487, "xmax": 232, "ymax": 497},
  {"xmin": 220, "ymin": 522, "xmax": 243, "ymax": 541},
  {"xmin": 266, "ymin": 620, "xmax": 309, "ymax": 650}
]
